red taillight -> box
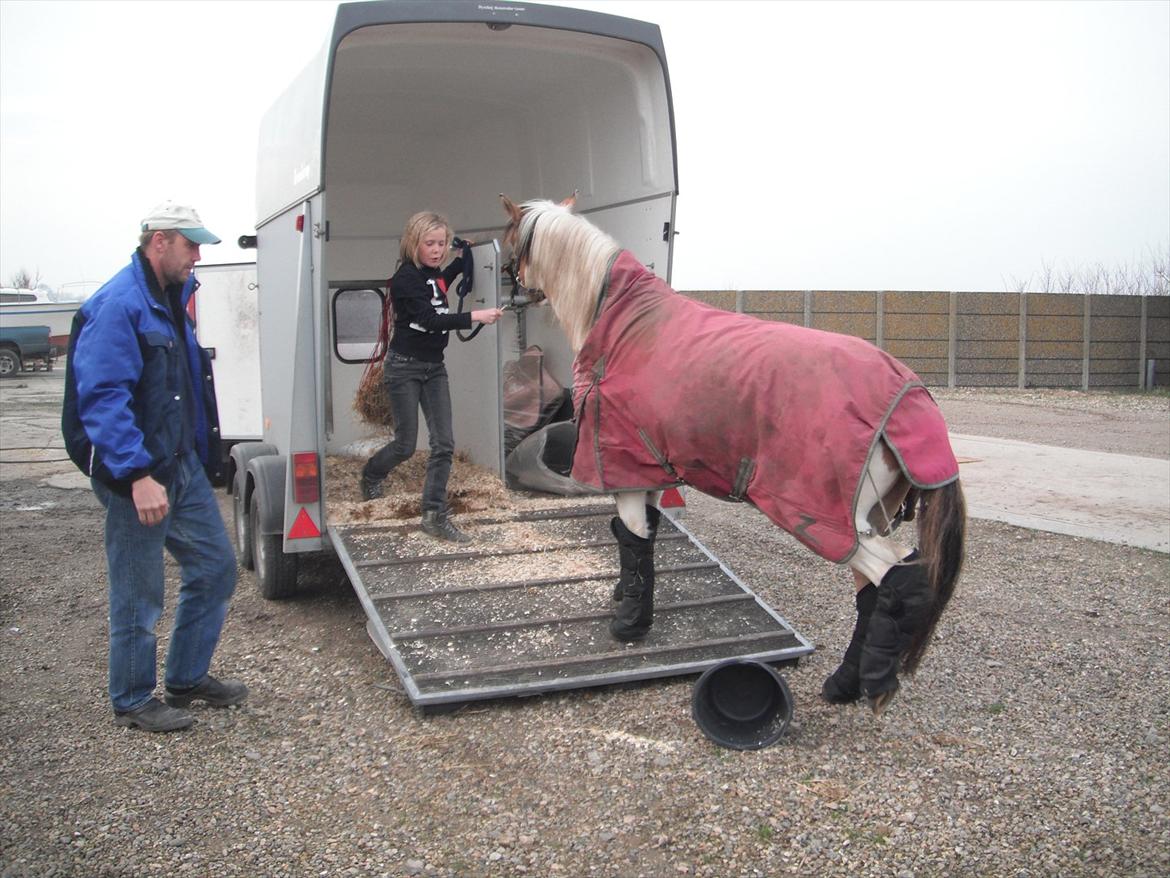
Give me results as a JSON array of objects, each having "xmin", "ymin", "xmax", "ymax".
[
  {"xmin": 292, "ymin": 452, "xmax": 319, "ymax": 503},
  {"xmin": 295, "ymin": 214, "xmax": 305, "ymax": 232}
]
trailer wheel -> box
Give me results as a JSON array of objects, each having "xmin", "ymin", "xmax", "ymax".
[
  {"xmin": 0, "ymin": 348, "xmax": 20, "ymax": 377},
  {"xmin": 251, "ymin": 492, "xmax": 298, "ymax": 599},
  {"xmin": 233, "ymin": 469, "xmax": 254, "ymax": 570}
]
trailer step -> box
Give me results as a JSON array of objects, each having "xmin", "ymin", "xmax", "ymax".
[{"xmin": 330, "ymin": 503, "xmax": 813, "ymax": 709}]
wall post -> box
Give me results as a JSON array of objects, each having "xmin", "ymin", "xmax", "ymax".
[
  {"xmin": 1082, "ymin": 294, "xmax": 1091, "ymax": 391},
  {"xmin": 947, "ymin": 292, "xmax": 957, "ymax": 388},
  {"xmin": 1018, "ymin": 292, "xmax": 1027, "ymax": 389},
  {"xmin": 1139, "ymin": 295, "xmax": 1148, "ymax": 389}
]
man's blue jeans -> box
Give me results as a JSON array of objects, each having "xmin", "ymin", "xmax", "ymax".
[
  {"xmin": 363, "ymin": 353, "xmax": 456, "ymax": 515},
  {"xmin": 93, "ymin": 451, "xmax": 237, "ymax": 712}
]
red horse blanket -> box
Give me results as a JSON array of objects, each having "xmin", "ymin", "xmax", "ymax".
[{"xmin": 570, "ymin": 251, "xmax": 959, "ymax": 563}]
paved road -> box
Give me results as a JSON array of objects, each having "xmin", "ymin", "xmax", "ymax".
[{"xmin": 951, "ymin": 433, "xmax": 1170, "ymax": 554}]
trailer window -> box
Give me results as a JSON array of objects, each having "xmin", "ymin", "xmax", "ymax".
[
  {"xmin": 332, "ymin": 287, "xmax": 386, "ymax": 363},
  {"xmin": 0, "ymin": 291, "xmax": 38, "ymax": 304}
]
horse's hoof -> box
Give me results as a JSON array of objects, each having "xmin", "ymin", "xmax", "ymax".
[
  {"xmin": 820, "ymin": 666, "xmax": 862, "ymax": 704},
  {"xmin": 609, "ymin": 619, "xmax": 650, "ymax": 642},
  {"xmin": 866, "ymin": 683, "xmax": 899, "ymax": 717}
]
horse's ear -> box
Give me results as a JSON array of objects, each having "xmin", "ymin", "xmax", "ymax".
[
  {"xmin": 500, "ymin": 194, "xmax": 522, "ymax": 225},
  {"xmin": 559, "ymin": 190, "xmax": 579, "ymax": 210}
]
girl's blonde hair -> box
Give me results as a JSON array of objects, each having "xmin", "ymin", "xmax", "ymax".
[{"xmin": 400, "ymin": 211, "xmax": 451, "ymax": 267}]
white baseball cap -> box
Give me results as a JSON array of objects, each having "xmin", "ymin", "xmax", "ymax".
[{"xmin": 140, "ymin": 201, "xmax": 221, "ymax": 245}]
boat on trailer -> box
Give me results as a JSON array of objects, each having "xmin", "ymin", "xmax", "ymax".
[{"xmin": 0, "ymin": 287, "xmax": 84, "ymax": 349}]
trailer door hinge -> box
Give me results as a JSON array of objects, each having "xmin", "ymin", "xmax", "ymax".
[
  {"xmin": 313, "ymin": 221, "xmax": 329, "ymax": 241},
  {"xmin": 662, "ymin": 221, "xmax": 678, "ymax": 242}
]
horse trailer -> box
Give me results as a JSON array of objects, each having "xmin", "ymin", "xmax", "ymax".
[{"xmin": 231, "ymin": 0, "xmax": 812, "ymax": 710}]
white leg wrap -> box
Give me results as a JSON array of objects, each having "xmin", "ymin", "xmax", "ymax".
[
  {"xmin": 615, "ymin": 491, "xmax": 653, "ymax": 538},
  {"xmin": 850, "ymin": 442, "xmax": 912, "ymax": 584}
]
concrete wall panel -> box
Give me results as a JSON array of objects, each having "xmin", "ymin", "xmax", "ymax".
[{"xmin": 677, "ymin": 289, "xmax": 1169, "ymax": 388}]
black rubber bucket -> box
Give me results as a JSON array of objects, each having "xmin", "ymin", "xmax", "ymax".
[{"xmin": 691, "ymin": 659, "xmax": 794, "ymax": 750}]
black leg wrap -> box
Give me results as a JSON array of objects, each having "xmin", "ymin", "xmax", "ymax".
[
  {"xmin": 821, "ymin": 583, "xmax": 878, "ymax": 704},
  {"xmin": 612, "ymin": 506, "xmax": 660, "ymax": 601},
  {"xmin": 609, "ymin": 512, "xmax": 658, "ymax": 642},
  {"xmin": 860, "ymin": 551, "xmax": 929, "ymax": 712}
]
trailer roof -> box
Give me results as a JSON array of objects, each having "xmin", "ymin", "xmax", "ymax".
[
  {"xmin": 333, "ymin": 0, "xmax": 670, "ymax": 60},
  {"xmin": 256, "ymin": 0, "xmax": 675, "ymax": 226}
]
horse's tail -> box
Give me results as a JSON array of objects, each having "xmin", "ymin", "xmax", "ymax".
[{"xmin": 903, "ymin": 478, "xmax": 966, "ymax": 674}]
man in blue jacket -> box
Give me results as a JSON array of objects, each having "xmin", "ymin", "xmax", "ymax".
[{"xmin": 62, "ymin": 201, "xmax": 245, "ymax": 732}]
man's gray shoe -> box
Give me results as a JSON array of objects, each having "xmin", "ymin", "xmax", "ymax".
[
  {"xmin": 164, "ymin": 676, "xmax": 249, "ymax": 709},
  {"xmin": 421, "ymin": 510, "xmax": 473, "ymax": 544},
  {"xmin": 114, "ymin": 697, "xmax": 194, "ymax": 732}
]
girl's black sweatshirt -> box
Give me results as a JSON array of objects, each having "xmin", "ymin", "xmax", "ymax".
[{"xmin": 387, "ymin": 260, "xmax": 473, "ymax": 363}]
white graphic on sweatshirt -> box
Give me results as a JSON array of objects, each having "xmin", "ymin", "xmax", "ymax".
[{"xmin": 409, "ymin": 279, "xmax": 451, "ymax": 334}]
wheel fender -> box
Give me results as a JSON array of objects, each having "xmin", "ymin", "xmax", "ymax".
[
  {"xmin": 247, "ymin": 454, "xmax": 287, "ymax": 537},
  {"xmin": 228, "ymin": 442, "xmax": 277, "ymax": 496}
]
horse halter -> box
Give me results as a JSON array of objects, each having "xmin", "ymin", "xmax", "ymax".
[{"xmin": 503, "ymin": 211, "xmax": 546, "ymax": 305}]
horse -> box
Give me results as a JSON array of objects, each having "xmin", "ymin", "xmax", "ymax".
[{"xmin": 500, "ymin": 194, "xmax": 966, "ymax": 715}]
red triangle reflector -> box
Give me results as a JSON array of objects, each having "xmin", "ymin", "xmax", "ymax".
[
  {"xmin": 287, "ymin": 507, "xmax": 320, "ymax": 539},
  {"xmin": 660, "ymin": 487, "xmax": 685, "ymax": 508}
]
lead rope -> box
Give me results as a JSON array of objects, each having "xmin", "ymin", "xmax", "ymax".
[{"xmin": 452, "ymin": 238, "xmax": 483, "ymax": 342}]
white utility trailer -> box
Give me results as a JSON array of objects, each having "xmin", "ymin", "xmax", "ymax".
[{"xmin": 231, "ymin": 0, "xmax": 811, "ymax": 711}]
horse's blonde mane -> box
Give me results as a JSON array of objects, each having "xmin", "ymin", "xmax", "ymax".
[{"xmin": 519, "ymin": 200, "xmax": 620, "ymax": 352}]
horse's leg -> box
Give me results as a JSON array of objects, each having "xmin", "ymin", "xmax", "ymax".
[
  {"xmin": 614, "ymin": 491, "xmax": 655, "ymax": 538},
  {"xmin": 821, "ymin": 570, "xmax": 879, "ymax": 703},
  {"xmin": 609, "ymin": 491, "xmax": 660, "ymax": 641},
  {"xmin": 848, "ymin": 442, "xmax": 912, "ymax": 587},
  {"xmin": 842, "ymin": 442, "xmax": 947, "ymax": 716},
  {"xmin": 612, "ymin": 491, "xmax": 663, "ymax": 597},
  {"xmin": 822, "ymin": 443, "xmax": 914, "ymax": 706}
]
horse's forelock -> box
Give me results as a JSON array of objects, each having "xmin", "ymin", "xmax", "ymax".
[
  {"xmin": 517, "ymin": 200, "xmax": 566, "ymax": 251},
  {"xmin": 514, "ymin": 200, "xmax": 566, "ymax": 277}
]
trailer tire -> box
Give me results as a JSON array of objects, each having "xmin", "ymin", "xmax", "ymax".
[
  {"xmin": 251, "ymin": 492, "xmax": 298, "ymax": 599},
  {"xmin": 233, "ymin": 468, "xmax": 254, "ymax": 570}
]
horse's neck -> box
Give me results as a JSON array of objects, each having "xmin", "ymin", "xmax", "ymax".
[{"xmin": 550, "ymin": 249, "xmax": 615, "ymax": 353}]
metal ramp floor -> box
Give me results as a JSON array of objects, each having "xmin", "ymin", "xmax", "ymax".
[{"xmin": 330, "ymin": 502, "xmax": 813, "ymax": 710}]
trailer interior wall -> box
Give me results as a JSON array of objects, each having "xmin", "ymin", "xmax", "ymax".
[{"xmin": 321, "ymin": 21, "xmax": 677, "ymax": 455}]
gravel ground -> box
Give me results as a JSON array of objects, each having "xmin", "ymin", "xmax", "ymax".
[{"xmin": 1, "ymin": 377, "xmax": 1168, "ymax": 878}]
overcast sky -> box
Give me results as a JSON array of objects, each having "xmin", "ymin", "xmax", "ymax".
[{"xmin": 1, "ymin": 0, "xmax": 1167, "ymax": 293}]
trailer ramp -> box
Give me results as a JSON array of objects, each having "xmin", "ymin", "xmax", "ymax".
[{"xmin": 330, "ymin": 502, "xmax": 812, "ymax": 711}]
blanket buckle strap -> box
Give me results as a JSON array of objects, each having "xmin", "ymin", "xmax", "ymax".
[
  {"xmin": 637, "ymin": 428, "xmax": 679, "ymax": 480},
  {"xmin": 728, "ymin": 458, "xmax": 756, "ymax": 502}
]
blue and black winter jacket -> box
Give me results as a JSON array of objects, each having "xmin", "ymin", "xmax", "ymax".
[{"xmin": 61, "ymin": 250, "xmax": 223, "ymax": 495}]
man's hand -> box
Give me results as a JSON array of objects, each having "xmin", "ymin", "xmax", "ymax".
[{"xmin": 132, "ymin": 475, "xmax": 169, "ymax": 526}]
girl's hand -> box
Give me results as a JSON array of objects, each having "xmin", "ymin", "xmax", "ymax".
[{"xmin": 471, "ymin": 308, "xmax": 504, "ymax": 325}]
